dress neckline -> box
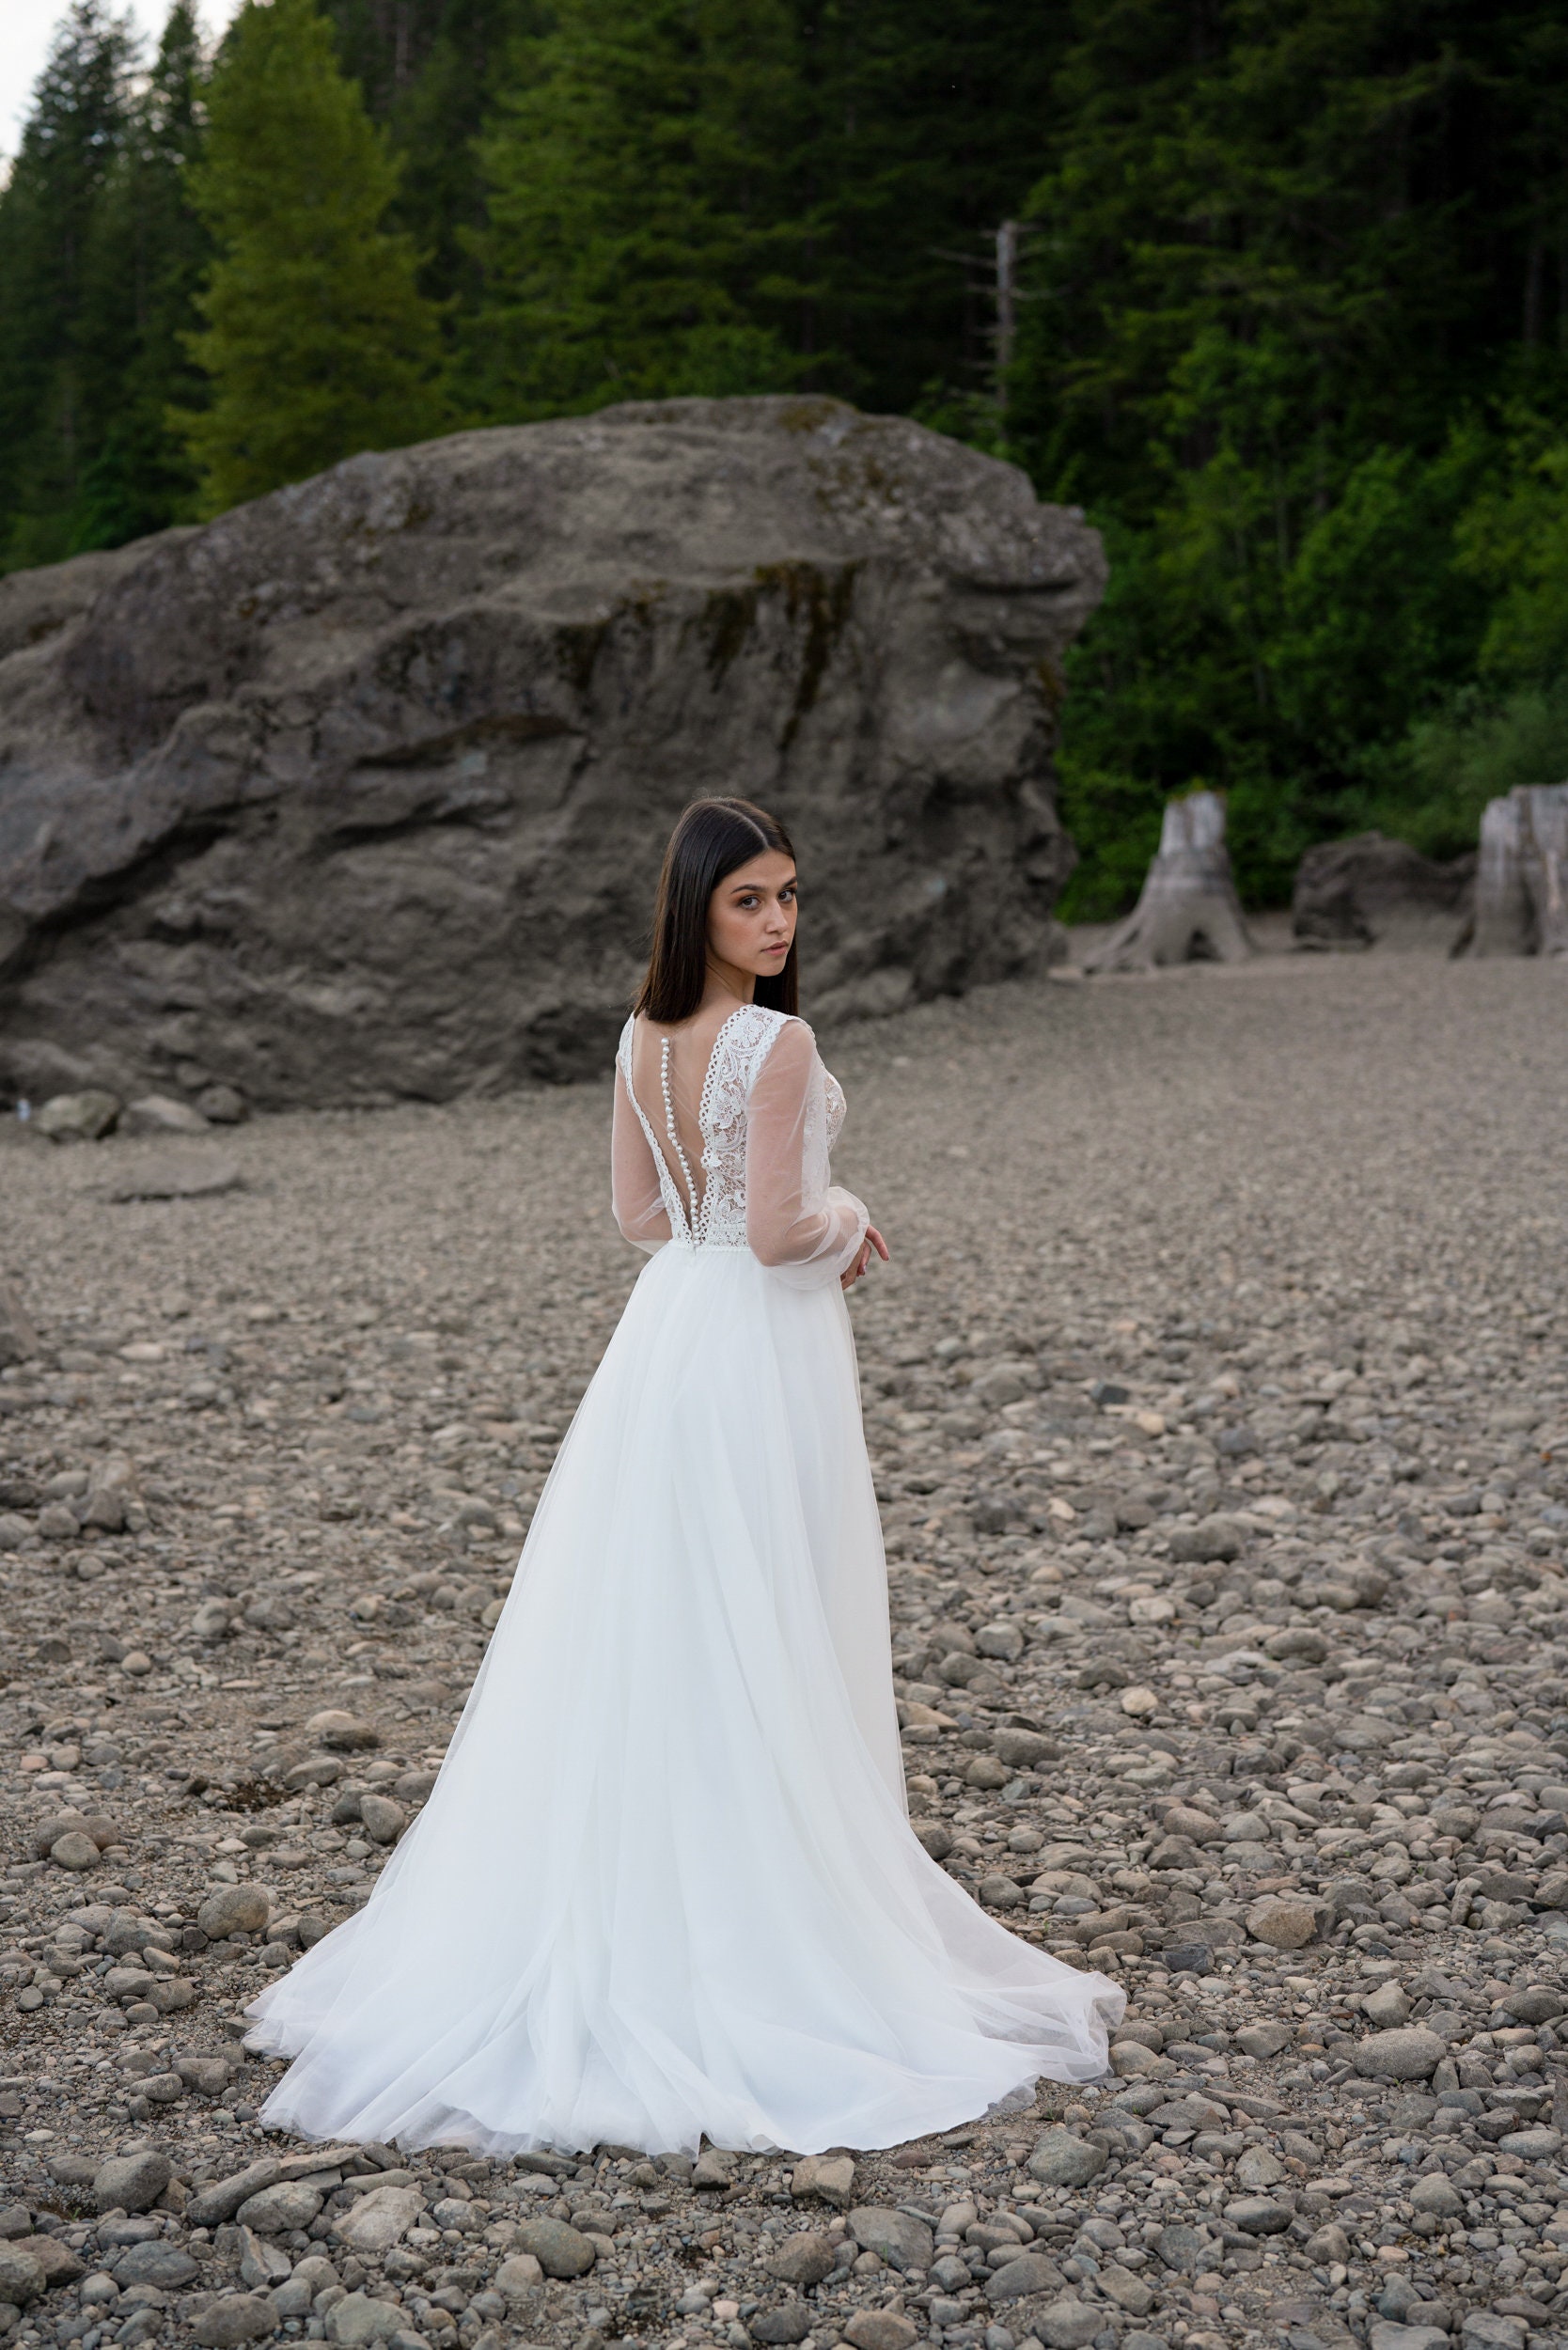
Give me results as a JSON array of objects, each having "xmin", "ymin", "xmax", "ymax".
[{"xmin": 637, "ymin": 1000, "xmax": 754, "ymax": 1130}]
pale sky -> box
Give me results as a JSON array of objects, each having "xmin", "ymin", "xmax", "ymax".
[{"xmin": 1, "ymin": 0, "xmax": 243, "ymax": 166}]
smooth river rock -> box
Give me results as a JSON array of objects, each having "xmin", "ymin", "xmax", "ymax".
[{"xmin": 1352, "ymin": 2027, "xmax": 1447, "ymax": 2081}]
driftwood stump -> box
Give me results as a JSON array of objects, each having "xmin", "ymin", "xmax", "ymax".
[
  {"xmin": 1465, "ymin": 783, "xmax": 1568, "ymax": 956},
  {"xmin": 1085, "ymin": 791, "xmax": 1253, "ymax": 973}
]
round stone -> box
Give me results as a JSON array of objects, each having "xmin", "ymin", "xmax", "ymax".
[
  {"xmin": 1027, "ymin": 2124, "xmax": 1108, "ymax": 2188},
  {"xmin": 1353, "ymin": 2028, "xmax": 1447, "ymax": 2082},
  {"xmin": 331, "ymin": 2186, "xmax": 423, "ymax": 2256},
  {"xmin": 1109, "ymin": 2040, "xmax": 1163, "ymax": 2076},
  {"xmin": 325, "ymin": 2294, "xmax": 403, "ymax": 2346},
  {"xmin": 306, "ymin": 1710, "xmax": 381, "ymax": 1751},
  {"xmin": 197, "ymin": 1884, "xmax": 272, "ymax": 1939},
  {"xmin": 748, "ymin": 2306, "xmax": 812, "ymax": 2346},
  {"xmin": 847, "ymin": 2206, "xmax": 933, "ymax": 2271},
  {"xmin": 1037, "ymin": 2297, "xmax": 1101, "ymax": 2349},
  {"xmin": 842, "ymin": 2316, "xmax": 919, "ymax": 2350},
  {"xmin": 985, "ymin": 2253, "xmax": 1070, "ymax": 2303},
  {"xmin": 765, "ymin": 2233, "xmax": 835, "ymax": 2287},
  {"xmin": 1246, "ymin": 1896, "xmax": 1320, "ymax": 1949},
  {"xmin": 494, "ymin": 2253, "xmax": 544, "ymax": 2299},
  {"xmin": 112, "ymin": 2243, "xmax": 200, "ymax": 2288},
  {"xmin": 512, "ymin": 2217, "xmax": 596, "ymax": 2279},
  {"xmin": 91, "ymin": 2151, "xmax": 171, "ymax": 2215},
  {"xmin": 50, "ymin": 1831, "xmax": 102, "ymax": 1871},
  {"xmin": 190, "ymin": 2295, "xmax": 279, "ymax": 2346},
  {"xmin": 1497, "ymin": 2125, "xmax": 1562, "ymax": 2159},
  {"xmin": 237, "ymin": 2182, "xmax": 323, "ymax": 2234},
  {"xmin": 1224, "ymin": 2196, "xmax": 1291, "ymax": 2235},
  {"xmin": 0, "ymin": 2248, "xmax": 45, "ymax": 2306},
  {"xmin": 357, "ymin": 1793, "xmax": 406, "ymax": 1845}
]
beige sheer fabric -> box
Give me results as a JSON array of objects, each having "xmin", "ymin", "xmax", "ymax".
[{"xmin": 611, "ymin": 1005, "xmax": 868, "ymax": 1283}]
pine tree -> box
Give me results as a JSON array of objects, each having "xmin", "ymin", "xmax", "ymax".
[
  {"xmin": 470, "ymin": 0, "xmax": 804, "ymax": 417},
  {"xmin": 71, "ymin": 0, "xmax": 211, "ymax": 548},
  {"xmin": 467, "ymin": 0, "xmax": 1067, "ymax": 422},
  {"xmin": 179, "ymin": 0, "xmax": 447, "ymax": 515},
  {"xmin": 791, "ymin": 0, "xmax": 1068, "ymax": 416},
  {"xmin": 378, "ymin": 0, "xmax": 549, "ymax": 315},
  {"xmin": 0, "ymin": 0, "xmax": 140, "ymax": 567},
  {"xmin": 312, "ymin": 0, "xmax": 545, "ymax": 317}
]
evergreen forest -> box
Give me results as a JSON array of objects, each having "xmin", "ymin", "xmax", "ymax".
[{"xmin": 3, "ymin": 0, "xmax": 1567, "ymax": 909}]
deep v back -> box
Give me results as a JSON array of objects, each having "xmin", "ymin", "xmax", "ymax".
[{"xmin": 619, "ymin": 1002, "xmax": 787, "ymax": 1246}]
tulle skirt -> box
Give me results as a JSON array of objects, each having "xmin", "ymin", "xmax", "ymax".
[{"xmin": 246, "ymin": 1240, "xmax": 1123, "ymax": 2155}]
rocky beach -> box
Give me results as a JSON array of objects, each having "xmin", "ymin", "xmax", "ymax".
[{"xmin": 1, "ymin": 944, "xmax": 1565, "ymax": 2350}]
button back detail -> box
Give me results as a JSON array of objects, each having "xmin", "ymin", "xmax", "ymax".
[{"xmin": 619, "ymin": 1005, "xmax": 843, "ymax": 1253}]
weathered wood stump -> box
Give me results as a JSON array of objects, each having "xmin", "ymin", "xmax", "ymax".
[
  {"xmin": 1465, "ymin": 783, "xmax": 1568, "ymax": 956},
  {"xmin": 1084, "ymin": 791, "xmax": 1253, "ymax": 973}
]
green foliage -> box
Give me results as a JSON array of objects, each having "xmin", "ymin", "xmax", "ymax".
[
  {"xmin": 314, "ymin": 0, "xmax": 548, "ymax": 316},
  {"xmin": 1376, "ymin": 682, "xmax": 1568, "ymax": 861},
  {"xmin": 70, "ymin": 1, "xmax": 211, "ymax": 550},
  {"xmin": 1454, "ymin": 425, "xmax": 1568, "ymax": 688},
  {"xmin": 1010, "ymin": 0, "xmax": 1568, "ymax": 904},
  {"xmin": 465, "ymin": 0, "xmax": 1069, "ymax": 421},
  {"xmin": 0, "ymin": 0, "xmax": 142, "ymax": 568},
  {"xmin": 467, "ymin": 0, "xmax": 806, "ymax": 416},
  {"xmin": 178, "ymin": 0, "xmax": 447, "ymax": 514},
  {"xmin": 4, "ymin": 0, "xmax": 1568, "ymax": 910}
]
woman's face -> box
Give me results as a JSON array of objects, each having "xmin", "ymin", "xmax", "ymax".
[{"xmin": 708, "ymin": 850, "xmax": 797, "ymax": 981}]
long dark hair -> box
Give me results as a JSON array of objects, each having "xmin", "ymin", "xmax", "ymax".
[{"xmin": 635, "ymin": 797, "xmax": 799, "ymax": 1024}]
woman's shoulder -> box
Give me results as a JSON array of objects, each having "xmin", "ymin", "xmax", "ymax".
[
  {"xmin": 740, "ymin": 1004, "xmax": 816, "ymax": 1045},
  {"xmin": 741, "ymin": 1007, "xmax": 822, "ymax": 1086}
]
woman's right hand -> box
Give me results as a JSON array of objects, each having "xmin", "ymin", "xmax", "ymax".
[{"xmin": 841, "ymin": 1225, "xmax": 889, "ymax": 1289}]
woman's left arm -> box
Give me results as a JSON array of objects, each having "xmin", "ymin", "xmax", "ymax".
[{"xmin": 744, "ymin": 1020, "xmax": 870, "ymax": 1284}]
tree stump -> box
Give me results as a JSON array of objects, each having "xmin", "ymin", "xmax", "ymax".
[
  {"xmin": 1084, "ymin": 791, "xmax": 1254, "ymax": 972},
  {"xmin": 1465, "ymin": 783, "xmax": 1568, "ymax": 956}
]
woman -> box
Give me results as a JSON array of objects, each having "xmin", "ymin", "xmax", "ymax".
[{"xmin": 247, "ymin": 796, "xmax": 1122, "ymax": 2156}]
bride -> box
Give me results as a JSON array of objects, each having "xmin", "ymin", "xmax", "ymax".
[{"xmin": 247, "ymin": 796, "xmax": 1123, "ymax": 2155}]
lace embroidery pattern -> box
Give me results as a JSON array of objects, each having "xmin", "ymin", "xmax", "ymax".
[{"xmin": 619, "ymin": 1004, "xmax": 805, "ymax": 1249}]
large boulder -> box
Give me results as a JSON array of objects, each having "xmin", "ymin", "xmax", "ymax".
[
  {"xmin": 0, "ymin": 398, "xmax": 1104, "ymax": 1109},
  {"xmin": 1292, "ymin": 829, "xmax": 1474, "ymax": 948}
]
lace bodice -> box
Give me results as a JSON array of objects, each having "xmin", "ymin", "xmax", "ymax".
[{"xmin": 612, "ymin": 1005, "xmax": 866, "ymax": 1283}]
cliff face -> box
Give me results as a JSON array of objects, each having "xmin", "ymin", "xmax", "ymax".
[{"xmin": 0, "ymin": 397, "xmax": 1105, "ymax": 1108}]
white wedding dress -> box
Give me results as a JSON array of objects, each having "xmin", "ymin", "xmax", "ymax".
[{"xmin": 247, "ymin": 1004, "xmax": 1122, "ymax": 2155}]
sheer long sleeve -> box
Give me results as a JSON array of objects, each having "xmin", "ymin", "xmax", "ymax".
[
  {"xmin": 745, "ymin": 1019, "xmax": 869, "ymax": 1287},
  {"xmin": 611, "ymin": 1061, "xmax": 672, "ymax": 1253}
]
